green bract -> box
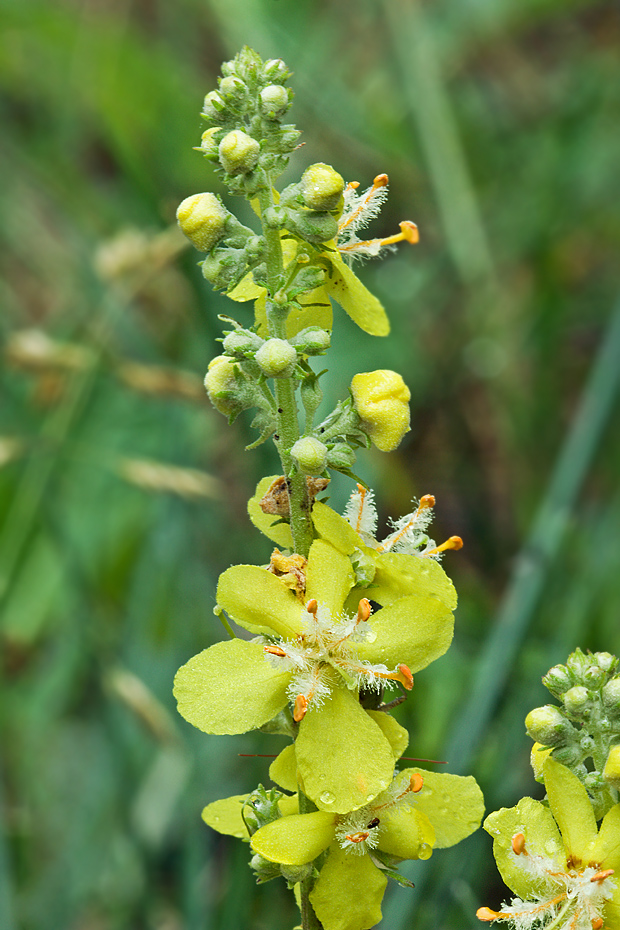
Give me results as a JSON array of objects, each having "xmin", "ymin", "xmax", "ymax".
[
  {"xmin": 479, "ymin": 757, "xmax": 620, "ymax": 930},
  {"xmin": 174, "ymin": 536, "xmax": 454, "ymax": 812}
]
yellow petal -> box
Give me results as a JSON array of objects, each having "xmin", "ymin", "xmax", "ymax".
[
  {"xmin": 310, "ymin": 843, "xmax": 388, "ymax": 930},
  {"xmin": 251, "ymin": 811, "xmax": 336, "ymax": 865},
  {"xmin": 305, "ymin": 539, "xmax": 355, "ymax": 617},
  {"xmin": 202, "ymin": 794, "xmax": 250, "ymax": 839},
  {"xmin": 366, "ymin": 710, "xmax": 409, "ymax": 760},
  {"xmin": 543, "ymin": 757, "xmax": 598, "ymax": 863},
  {"xmin": 270, "ymin": 744, "xmax": 299, "ymax": 793}
]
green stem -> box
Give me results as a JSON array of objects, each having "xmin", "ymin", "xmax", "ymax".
[
  {"xmin": 258, "ymin": 184, "xmax": 313, "ymax": 558},
  {"xmin": 298, "ymin": 789, "xmax": 323, "ymax": 930}
]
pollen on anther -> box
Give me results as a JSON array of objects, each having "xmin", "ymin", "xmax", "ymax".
[
  {"xmin": 356, "ymin": 598, "xmax": 372, "ymax": 624},
  {"xmin": 410, "ymin": 773, "xmax": 424, "ymax": 793},
  {"xmin": 477, "ymin": 907, "xmax": 501, "ymax": 922},
  {"xmin": 590, "ymin": 869, "xmax": 614, "ymax": 883},
  {"xmin": 397, "ymin": 664, "xmax": 414, "ymax": 690},
  {"xmin": 346, "ymin": 831, "xmax": 369, "ymax": 844},
  {"xmin": 511, "ymin": 833, "xmax": 527, "ymax": 856},
  {"xmin": 293, "ymin": 694, "xmax": 308, "ymax": 722},
  {"xmin": 591, "ymin": 919, "xmax": 604, "ymax": 930}
]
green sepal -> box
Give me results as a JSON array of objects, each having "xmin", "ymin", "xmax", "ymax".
[
  {"xmin": 367, "ymin": 851, "xmax": 415, "ymax": 888},
  {"xmin": 216, "ymin": 563, "xmax": 303, "ymax": 638},
  {"xmin": 202, "ymin": 794, "xmax": 250, "ymax": 839},
  {"xmin": 295, "ymin": 677, "xmax": 395, "ymax": 813},
  {"xmin": 173, "ymin": 639, "xmax": 290, "ymax": 735},
  {"xmin": 323, "ymin": 252, "xmax": 390, "ymax": 337},
  {"xmin": 250, "ymin": 811, "xmax": 336, "ymax": 865},
  {"xmin": 247, "ymin": 475, "xmax": 294, "ymax": 549},
  {"xmin": 354, "ymin": 593, "xmax": 454, "ymax": 674},
  {"xmin": 310, "ymin": 843, "xmax": 387, "ymax": 930},
  {"xmin": 402, "ymin": 768, "xmax": 484, "ymax": 848}
]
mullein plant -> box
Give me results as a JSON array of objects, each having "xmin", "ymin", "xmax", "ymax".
[
  {"xmin": 477, "ymin": 650, "xmax": 620, "ymax": 930},
  {"xmin": 173, "ymin": 47, "xmax": 484, "ymax": 930}
]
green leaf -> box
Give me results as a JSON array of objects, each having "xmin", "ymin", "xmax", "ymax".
[
  {"xmin": 295, "ymin": 677, "xmax": 395, "ymax": 814},
  {"xmin": 483, "ymin": 797, "xmax": 564, "ymax": 900},
  {"xmin": 324, "ymin": 252, "xmax": 390, "ymax": 337},
  {"xmin": 247, "ymin": 475, "xmax": 294, "ymax": 549},
  {"xmin": 366, "ymin": 711, "xmax": 409, "ymax": 760},
  {"xmin": 355, "ymin": 593, "xmax": 454, "ymax": 673},
  {"xmin": 251, "ymin": 811, "xmax": 336, "ymax": 865},
  {"xmin": 217, "ymin": 564, "xmax": 303, "ymax": 639},
  {"xmin": 544, "ymin": 757, "xmax": 598, "ymax": 862},
  {"xmin": 305, "ymin": 539, "xmax": 355, "ymax": 617},
  {"xmin": 202, "ymin": 794, "xmax": 250, "ymax": 839},
  {"xmin": 310, "ymin": 843, "xmax": 388, "ymax": 930},
  {"xmin": 403, "ymin": 767, "xmax": 484, "ymax": 847},
  {"xmin": 173, "ymin": 639, "xmax": 290, "ymax": 735}
]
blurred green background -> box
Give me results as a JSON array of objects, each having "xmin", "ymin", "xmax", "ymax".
[{"xmin": 1, "ymin": 0, "xmax": 620, "ymax": 928}]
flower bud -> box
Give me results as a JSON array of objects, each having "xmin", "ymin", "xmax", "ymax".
[
  {"xmin": 203, "ymin": 356, "xmax": 244, "ymax": 416},
  {"xmin": 201, "ymin": 248, "xmax": 248, "ymax": 291},
  {"xmin": 562, "ymin": 686, "xmax": 591, "ymax": 716},
  {"xmin": 583, "ymin": 665, "xmax": 605, "ymax": 689},
  {"xmin": 350, "ymin": 370, "xmax": 411, "ymax": 452},
  {"xmin": 300, "ymin": 163, "xmax": 345, "ymax": 212},
  {"xmin": 259, "ymin": 84, "xmax": 290, "ymax": 119},
  {"xmin": 250, "ymin": 854, "xmax": 282, "ymax": 883},
  {"xmin": 290, "ymin": 327, "xmax": 331, "ymax": 356},
  {"xmin": 566, "ymin": 648, "xmax": 590, "ymax": 681},
  {"xmin": 602, "ymin": 678, "xmax": 620, "ymax": 717},
  {"xmin": 202, "ymin": 90, "xmax": 225, "ymax": 120},
  {"xmin": 199, "ymin": 128, "xmax": 219, "ymax": 158},
  {"xmin": 290, "ymin": 437, "xmax": 328, "ymax": 476},
  {"xmin": 542, "ymin": 664, "xmax": 573, "ymax": 698},
  {"xmin": 262, "ymin": 58, "xmax": 289, "ymax": 82},
  {"xmin": 255, "ymin": 339, "xmax": 297, "ymax": 378},
  {"xmin": 219, "ymin": 75, "xmax": 247, "ymax": 103},
  {"xmin": 525, "ymin": 705, "xmax": 573, "ymax": 746},
  {"xmin": 176, "ymin": 192, "xmax": 228, "ymax": 252},
  {"xmin": 326, "ymin": 443, "xmax": 356, "ymax": 470},
  {"xmin": 218, "ymin": 130, "xmax": 261, "ymax": 175},
  {"xmin": 222, "ymin": 330, "xmax": 264, "ymax": 357},
  {"xmin": 300, "ymin": 377, "xmax": 323, "ymax": 418},
  {"xmin": 603, "ymin": 744, "xmax": 620, "ymax": 790},
  {"xmin": 530, "ymin": 742, "xmax": 553, "ymax": 782},
  {"xmin": 595, "ymin": 652, "xmax": 616, "ymax": 673},
  {"xmin": 286, "ymin": 209, "xmax": 339, "ymax": 245},
  {"xmin": 551, "ymin": 743, "xmax": 583, "ymax": 766}
]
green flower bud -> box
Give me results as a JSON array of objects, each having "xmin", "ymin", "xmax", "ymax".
[
  {"xmin": 300, "ymin": 163, "xmax": 345, "ymax": 212},
  {"xmin": 259, "ymin": 84, "xmax": 290, "ymax": 119},
  {"xmin": 219, "ymin": 75, "xmax": 247, "ymax": 103},
  {"xmin": 202, "ymin": 90, "xmax": 225, "ymax": 120},
  {"xmin": 201, "ymin": 248, "xmax": 248, "ymax": 291},
  {"xmin": 551, "ymin": 743, "xmax": 583, "ymax": 766},
  {"xmin": 350, "ymin": 548, "xmax": 376, "ymax": 587},
  {"xmin": 176, "ymin": 192, "xmax": 228, "ymax": 252},
  {"xmin": 566, "ymin": 648, "xmax": 590, "ymax": 682},
  {"xmin": 290, "ymin": 327, "xmax": 331, "ymax": 356},
  {"xmin": 243, "ymin": 785, "xmax": 284, "ymax": 834},
  {"xmin": 290, "ymin": 437, "xmax": 328, "ymax": 476},
  {"xmin": 326, "ymin": 443, "xmax": 356, "ymax": 470},
  {"xmin": 218, "ymin": 130, "xmax": 260, "ymax": 175},
  {"xmin": 583, "ymin": 665, "xmax": 605, "ymax": 689},
  {"xmin": 595, "ymin": 652, "xmax": 617, "ymax": 673},
  {"xmin": 542, "ymin": 664, "xmax": 573, "ymax": 698},
  {"xmin": 250, "ymin": 854, "xmax": 282, "ymax": 884},
  {"xmin": 255, "ymin": 339, "xmax": 297, "ymax": 378},
  {"xmin": 286, "ymin": 209, "xmax": 339, "ymax": 245},
  {"xmin": 525, "ymin": 705, "xmax": 573, "ymax": 746},
  {"xmin": 602, "ymin": 678, "xmax": 620, "ymax": 716},
  {"xmin": 603, "ymin": 744, "xmax": 620, "ymax": 790},
  {"xmin": 262, "ymin": 206, "xmax": 288, "ymax": 229},
  {"xmin": 222, "ymin": 329, "xmax": 264, "ymax": 357},
  {"xmin": 204, "ymin": 356, "xmax": 244, "ymax": 416},
  {"xmin": 199, "ymin": 128, "xmax": 219, "ymax": 158},
  {"xmin": 262, "ymin": 58, "xmax": 289, "ymax": 82},
  {"xmin": 280, "ymin": 864, "xmax": 312, "ymax": 884},
  {"xmin": 300, "ymin": 376, "xmax": 323, "ymax": 421},
  {"xmin": 562, "ymin": 686, "xmax": 591, "ymax": 715}
]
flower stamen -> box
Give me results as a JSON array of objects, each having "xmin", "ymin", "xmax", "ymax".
[
  {"xmin": 590, "ymin": 870, "xmax": 614, "ymax": 883},
  {"xmin": 425, "ymin": 536, "xmax": 463, "ymax": 556},
  {"xmin": 377, "ymin": 494, "xmax": 436, "ymax": 553},
  {"xmin": 511, "ymin": 833, "xmax": 527, "ymax": 856}
]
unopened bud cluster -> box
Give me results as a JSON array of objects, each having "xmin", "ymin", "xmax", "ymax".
[{"xmin": 526, "ymin": 648, "xmax": 620, "ymax": 816}]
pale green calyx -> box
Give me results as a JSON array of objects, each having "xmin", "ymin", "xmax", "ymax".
[
  {"xmin": 176, "ymin": 192, "xmax": 228, "ymax": 252},
  {"xmin": 255, "ymin": 339, "xmax": 297, "ymax": 378},
  {"xmin": 525, "ymin": 705, "xmax": 574, "ymax": 746},
  {"xmin": 259, "ymin": 84, "xmax": 290, "ymax": 119},
  {"xmin": 290, "ymin": 437, "xmax": 328, "ymax": 476},
  {"xmin": 300, "ymin": 163, "xmax": 345, "ymax": 212},
  {"xmin": 218, "ymin": 130, "xmax": 261, "ymax": 175},
  {"xmin": 199, "ymin": 128, "xmax": 219, "ymax": 158}
]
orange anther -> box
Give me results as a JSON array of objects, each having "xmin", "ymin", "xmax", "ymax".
[
  {"xmin": 356, "ymin": 598, "xmax": 372, "ymax": 624},
  {"xmin": 399, "ymin": 221, "xmax": 419, "ymax": 244},
  {"xmin": 263, "ymin": 644, "xmax": 287, "ymax": 657},
  {"xmin": 591, "ymin": 919, "xmax": 603, "ymax": 930},
  {"xmin": 511, "ymin": 833, "xmax": 526, "ymax": 856},
  {"xmin": 346, "ymin": 181, "xmax": 360, "ymax": 191},
  {"xmin": 345, "ymin": 831, "xmax": 369, "ymax": 844},
  {"xmin": 426, "ymin": 536, "xmax": 463, "ymax": 556},
  {"xmin": 293, "ymin": 694, "xmax": 308, "ymax": 722},
  {"xmin": 419, "ymin": 494, "xmax": 435, "ymax": 509},
  {"xmin": 477, "ymin": 907, "xmax": 501, "ymax": 922},
  {"xmin": 305, "ymin": 598, "xmax": 319, "ymax": 618},
  {"xmin": 410, "ymin": 773, "xmax": 424, "ymax": 793},
  {"xmin": 372, "ymin": 174, "xmax": 389, "ymax": 189},
  {"xmin": 590, "ymin": 869, "xmax": 614, "ymax": 883},
  {"xmin": 396, "ymin": 664, "xmax": 414, "ymax": 690}
]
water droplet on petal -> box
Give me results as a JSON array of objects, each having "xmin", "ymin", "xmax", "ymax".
[
  {"xmin": 319, "ymin": 791, "xmax": 335, "ymax": 806},
  {"xmin": 418, "ymin": 843, "xmax": 433, "ymax": 860}
]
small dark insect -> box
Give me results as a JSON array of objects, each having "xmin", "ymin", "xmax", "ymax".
[{"xmin": 366, "ymin": 818, "xmax": 380, "ymax": 829}]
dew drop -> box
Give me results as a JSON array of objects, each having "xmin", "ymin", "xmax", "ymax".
[
  {"xmin": 544, "ymin": 842, "xmax": 556, "ymax": 856},
  {"xmin": 319, "ymin": 791, "xmax": 335, "ymax": 806},
  {"xmin": 418, "ymin": 843, "xmax": 433, "ymax": 860}
]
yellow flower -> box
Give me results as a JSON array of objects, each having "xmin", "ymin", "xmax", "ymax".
[{"xmin": 350, "ymin": 370, "xmax": 410, "ymax": 452}]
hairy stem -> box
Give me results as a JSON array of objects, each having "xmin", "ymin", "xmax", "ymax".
[
  {"xmin": 298, "ymin": 789, "xmax": 323, "ymax": 930},
  {"xmin": 258, "ymin": 184, "xmax": 313, "ymax": 558}
]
